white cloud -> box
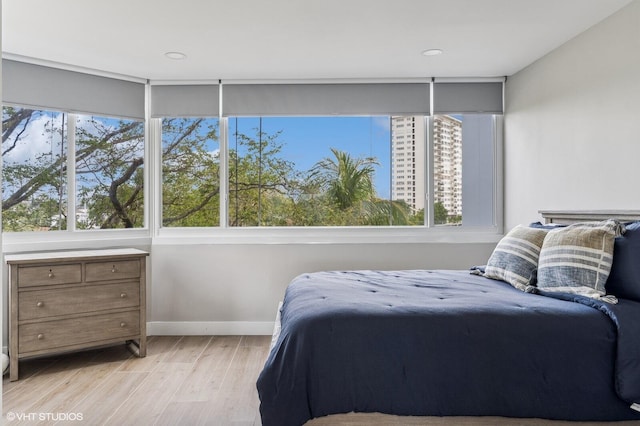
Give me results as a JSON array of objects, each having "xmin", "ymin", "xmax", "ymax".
[{"xmin": 372, "ymin": 116, "xmax": 391, "ymax": 132}]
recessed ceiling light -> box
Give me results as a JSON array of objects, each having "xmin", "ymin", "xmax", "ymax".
[
  {"xmin": 422, "ymin": 49, "xmax": 443, "ymax": 56},
  {"xmin": 165, "ymin": 51, "xmax": 187, "ymax": 60}
]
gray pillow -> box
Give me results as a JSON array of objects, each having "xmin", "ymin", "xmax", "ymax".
[
  {"xmin": 484, "ymin": 225, "xmax": 549, "ymax": 292},
  {"xmin": 537, "ymin": 219, "xmax": 624, "ymax": 303}
]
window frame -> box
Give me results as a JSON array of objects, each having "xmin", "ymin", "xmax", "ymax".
[
  {"xmin": 2, "ymin": 77, "xmax": 504, "ymax": 250},
  {"xmin": 2, "ymin": 107, "xmax": 151, "ymax": 251},
  {"xmin": 155, "ymin": 113, "xmax": 504, "ymax": 244}
]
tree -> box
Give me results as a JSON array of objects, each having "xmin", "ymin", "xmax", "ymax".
[
  {"xmin": 2, "ymin": 108, "xmax": 148, "ymax": 230},
  {"xmin": 434, "ymin": 202, "xmax": 449, "ymax": 225},
  {"xmin": 2, "ymin": 107, "xmax": 424, "ymax": 230},
  {"xmin": 161, "ymin": 118, "xmax": 221, "ymax": 227},
  {"xmin": 2, "ymin": 109, "xmax": 67, "ymax": 221},
  {"xmin": 308, "ymin": 148, "xmax": 413, "ymax": 226},
  {"xmin": 75, "ymin": 117, "xmax": 145, "ymax": 228},
  {"xmin": 359, "ymin": 199, "xmax": 412, "ymax": 226},
  {"xmin": 2, "ymin": 108, "xmax": 223, "ymax": 230},
  {"xmin": 228, "ymin": 124, "xmax": 299, "ymax": 226},
  {"xmin": 310, "ymin": 148, "xmax": 378, "ymax": 210}
]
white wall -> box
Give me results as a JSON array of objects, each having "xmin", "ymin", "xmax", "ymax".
[
  {"xmin": 504, "ymin": 0, "xmax": 640, "ymax": 229},
  {"xmin": 18, "ymin": 0, "xmax": 640, "ymax": 339},
  {"xmin": 149, "ymin": 242, "xmax": 495, "ymax": 334}
]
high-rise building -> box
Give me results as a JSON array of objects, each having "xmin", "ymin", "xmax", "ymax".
[
  {"xmin": 391, "ymin": 115, "xmax": 462, "ymax": 220},
  {"xmin": 391, "ymin": 116, "xmax": 426, "ymax": 212}
]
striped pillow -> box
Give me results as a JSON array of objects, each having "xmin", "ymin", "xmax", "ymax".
[
  {"xmin": 484, "ymin": 225, "xmax": 549, "ymax": 292},
  {"xmin": 537, "ymin": 219, "xmax": 624, "ymax": 302}
]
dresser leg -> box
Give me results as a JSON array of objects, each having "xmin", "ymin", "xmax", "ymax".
[
  {"xmin": 10, "ymin": 357, "xmax": 18, "ymax": 382},
  {"xmin": 139, "ymin": 336, "xmax": 147, "ymax": 357},
  {"xmin": 126, "ymin": 339, "xmax": 146, "ymax": 358},
  {"xmin": 126, "ymin": 340, "xmax": 140, "ymax": 357}
]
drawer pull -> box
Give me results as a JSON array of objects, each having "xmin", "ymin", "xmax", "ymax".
[
  {"xmin": 36, "ymin": 301, "xmax": 44, "ymax": 308},
  {"xmin": 120, "ymin": 292, "xmax": 127, "ymax": 298},
  {"xmin": 111, "ymin": 265, "xmax": 117, "ymax": 273},
  {"xmin": 37, "ymin": 334, "xmax": 44, "ymax": 340},
  {"xmin": 48, "ymin": 269, "xmax": 54, "ymax": 278},
  {"xmin": 120, "ymin": 322, "xmax": 127, "ymax": 328}
]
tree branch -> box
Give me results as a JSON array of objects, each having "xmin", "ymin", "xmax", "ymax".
[
  {"xmin": 104, "ymin": 157, "xmax": 143, "ymax": 228},
  {"xmin": 2, "ymin": 110, "xmax": 34, "ymax": 156},
  {"xmin": 162, "ymin": 188, "xmax": 220, "ymax": 225}
]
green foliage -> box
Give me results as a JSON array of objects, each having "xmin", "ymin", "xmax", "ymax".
[
  {"xmin": 310, "ymin": 148, "xmax": 378, "ymax": 210},
  {"xmin": 2, "ymin": 108, "xmax": 68, "ymax": 230},
  {"xmin": 76, "ymin": 117, "xmax": 145, "ymax": 229},
  {"xmin": 228, "ymin": 126, "xmax": 298, "ymax": 226},
  {"xmin": 434, "ymin": 202, "xmax": 449, "ymax": 225},
  {"xmin": 162, "ymin": 118, "xmax": 220, "ymax": 227},
  {"xmin": 448, "ymin": 214, "xmax": 462, "ymax": 225},
  {"xmin": 308, "ymin": 149, "xmax": 413, "ymax": 226}
]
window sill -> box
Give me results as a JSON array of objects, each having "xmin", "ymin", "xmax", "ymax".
[
  {"xmin": 2, "ymin": 229, "xmax": 152, "ymax": 254},
  {"xmin": 154, "ymin": 226, "xmax": 503, "ymax": 245},
  {"xmin": 2, "ymin": 226, "xmax": 503, "ymax": 253}
]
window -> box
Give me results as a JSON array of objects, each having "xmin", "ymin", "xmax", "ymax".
[
  {"xmin": 2, "ymin": 60, "xmax": 147, "ymax": 235},
  {"xmin": 433, "ymin": 115, "xmax": 462, "ymax": 225},
  {"xmin": 2, "ymin": 107, "xmax": 67, "ymax": 231},
  {"xmin": 228, "ymin": 116, "xmax": 423, "ymax": 227},
  {"xmin": 161, "ymin": 117, "xmax": 220, "ymax": 227},
  {"xmin": 3, "ymin": 62, "xmax": 503, "ymax": 238},
  {"xmin": 432, "ymin": 114, "xmax": 496, "ymax": 227},
  {"xmin": 75, "ymin": 114, "xmax": 145, "ymax": 229},
  {"xmin": 2, "ymin": 106, "xmax": 146, "ymax": 232}
]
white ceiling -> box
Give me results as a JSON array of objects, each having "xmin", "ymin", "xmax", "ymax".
[{"xmin": 1, "ymin": 0, "xmax": 633, "ymax": 82}]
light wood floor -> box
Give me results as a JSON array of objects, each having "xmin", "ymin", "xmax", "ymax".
[
  {"xmin": 3, "ymin": 336, "xmax": 639, "ymax": 426},
  {"xmin": 3, "ymin": 335, "xmax": 269, "ymax": 425}
]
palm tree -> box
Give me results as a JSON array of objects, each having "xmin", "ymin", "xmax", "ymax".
[
  {"xmin": 310, "ymin": 148, "xmax": 378, "ymax": 210},
  {"xmin": 360, "ymin": 198, "xmax": 412, "ymax": 226},
  {"xmin": 309, "ymin": 148, "xmax": 413, "ymax": 226}
]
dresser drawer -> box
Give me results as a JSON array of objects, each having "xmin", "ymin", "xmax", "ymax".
[
  {"xmin": 18, "ymin": 310, "xmax": 140, "ymax": 354},
  {"xmin": 86, "ymin": 259, "xmax": 140, "ymax": 282},
  {"xmin": 17, "ymin": 264, "xmax": 82, "ymax": 288},
  {"xmin": 19, "ymin": 282, "xmax": 140, "ymax": 321}
]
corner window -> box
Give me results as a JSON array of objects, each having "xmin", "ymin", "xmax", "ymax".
[{"xmin": 2, "ymin": 106, "xmax": 146, "ymax": 232}]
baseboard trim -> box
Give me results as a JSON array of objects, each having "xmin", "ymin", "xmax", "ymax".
[{"xmin": 147, "ymin": 321, "xmax": 275, "ymax": 336}]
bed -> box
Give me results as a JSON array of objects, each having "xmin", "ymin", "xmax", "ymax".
[{"xmin": 256, "ymin": 211, "xmax": 640, "ymax": 426}]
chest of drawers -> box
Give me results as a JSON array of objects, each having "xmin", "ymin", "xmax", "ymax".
[{"xmin": 6, "ymin": 248, "xmax": 148, "ymax": 381}]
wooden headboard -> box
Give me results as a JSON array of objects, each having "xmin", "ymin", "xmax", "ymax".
[{"xmin": 539, "ymin": 210, "xmax": 640, "ymax": 225}]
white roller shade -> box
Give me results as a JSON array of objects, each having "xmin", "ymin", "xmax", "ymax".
[
  {"xmin": 2, "ymin": 59, "xmax": 145, "ymax": 119},
  {"xmin": 150, "ymin": 84, "xmax": 220, "ymax": 118},
  {"xmin": 222, "ymin": 83, "xmax": 430, "ymax": 116},
  {"xmin": 433, "ymin": 82, "xmax": 503, "ymax": 114}
]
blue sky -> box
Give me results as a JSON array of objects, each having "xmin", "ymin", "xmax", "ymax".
[{"xmin": 230, "ymin": 116, "xmax": 392, "ymax": 199}]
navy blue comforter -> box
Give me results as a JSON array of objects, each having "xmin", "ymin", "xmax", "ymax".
[{"xmin": 256, "ymin": 270, "xmax": 640, "ymax": 426}]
